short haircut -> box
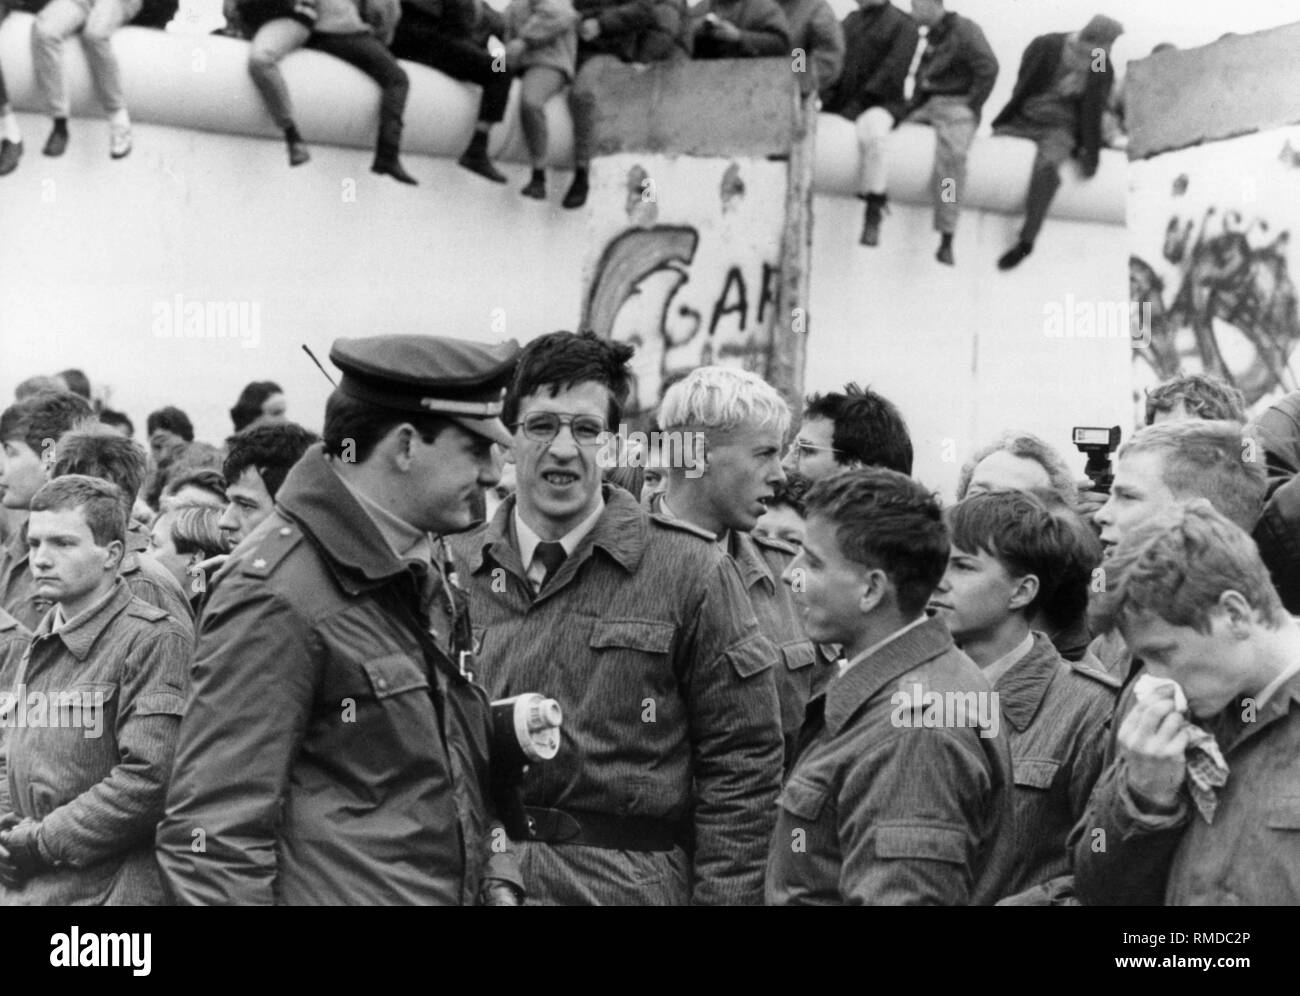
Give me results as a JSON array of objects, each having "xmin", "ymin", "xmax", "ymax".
[
  {"xmin": 0, "ymin": 391, "xmax": 94, "ymax": 453},
  {"xmin": 165, "ymin": 468, "xmax": 228, "ymax": 503},
  {"xmin": 1121, "ymin": 420, "xmax": 1267, "ymax": 531},
  {"xmin": 1091, "ymin": 499, "xmax": 1285, "ymax": 636},
  {"xmin": 29, "ymin": 474, "xmax": 126, "ymax": 547},
  {"xmin": 57, "ymin": 368, "xmax": 92, "ymax": 400},
  {"xmin": 1145, "ymin": 373, "xmax": 1246, "ymax": 426},
  {"xmin": 769, "ymin": 471, "xmax": 813, "ymax": 516},
  {"xmin": 146, "ymin": 406, "xmax": 195, "ymax": 443},
  {"xmin": 657, "ymin": 366, "xmax": 791, "ymax": 441},
  {"xmin": 14, "ymin": 376, "xmax": 67, "ymax": 401},
  {"xmin": 956, "ymin": 431, "xmax": 1078, "ymax": 504},
  {"xmin": 502, "ymin": 330, "xmax": 634, "ymax": 429},
  {"xmin": 1028, "ymin": 487, "xmax": 1103, "ymax": 638},
  {"xmin": 230, "ymin": 380, "xmax": 284, "ymax": 433},
  {"xmin": 51, "ymin": 424, "xmax": 148, "ymax": 519},
  {"xmin": 169, "ymin": 504, "xmax": 228, "ymax": 558},
  {"xmin": 98, "ymin": 409, "xmax": 135, "ymax": 438},
  {"xmin": 948, "ymin": 490, "xmax": 1080, "ymax": 618},
  {"xmin": 322, "ymin": 391, "xmax": 449, "ymax": 465},
  {"xmin": 802, "ymin": 383, "xmax": 912, "ymax": 475},
  {"xmin": 804, "ymin": 468, "xmax": 947, "ymax": 616},
  {"xmin": 223, "ymin": 421, "xmax": 319, "ymax": 498}
]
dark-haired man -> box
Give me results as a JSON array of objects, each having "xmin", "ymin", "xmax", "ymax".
[
  {"xmin": 0, "ymin": 390, "xmax": 94, "ymax": 628},
  {"xmin": 783, "ymin": 382, "xmax": 912, "ymax": 481},
  {"xmin": 0, "ymin": 476, "xmax": 191, "ymax": 904},
  {"xmin": 158, "ymin": 335, "xmax": 526, "ymax": 905},
  {"xmin": 145, "ymin": 406, "xmax": 194, "ymax": 464},
  {"xmin": 218, "ymin": 421, "xmax": 320, "ymax": 548},
  {"xmin": 455, "ymin": 331, "xmax": 783, "ymax": 905},
  {"xmin": 766, "ymin": 469, "xmax": 1014, "ymax": 905}
]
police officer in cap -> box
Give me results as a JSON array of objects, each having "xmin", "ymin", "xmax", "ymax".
[{"xmin": 158, "ymin": 335, "xmax": 525, "ymax": 905}]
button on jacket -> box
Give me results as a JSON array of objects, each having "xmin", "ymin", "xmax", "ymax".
[
  {"xmin": 157, "ymin": 445, "xmax": 521, "ymax": 906},
  {"xmin": 766, "ymin": 617, "xmax": 1015, "ymax": 905},
  {"xmin": 456, "ymin": 485, "xmax": 783, "ymax": 905},
  {"xmin": 992, "ymin": 631, "xmax": 1116, "ymax": 898},
  {"xmin": 0, "ymin": 580, "xmax": 191, "ymax": 906},
  {"xmin": 1073, "ymin": 670, "xmax": 1300, "ymax": 905}
]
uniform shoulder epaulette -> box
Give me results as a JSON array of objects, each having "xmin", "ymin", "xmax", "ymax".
[
  {"xmin": 0, "ymin": 614, "xmax": 18, "ymax": 633},
  {"xmin": 750, "ymin": 532, "xmax": 799, "ymax": 558},
  {"xmin": 1068, "ymin": 658, "xmax": 1122, "ymax": 689},
  {"xmin": 241, "ymin": 522, "xmax": 304, "ymax": 578},
  {"xmin": 126, "ymin": 602, "xmax": 170, "ymax": 623},
  {"xmin": 649, "ymin": 512, "xmax": 717, "ymax": 542}
]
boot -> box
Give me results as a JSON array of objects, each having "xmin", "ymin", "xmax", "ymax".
[
  {"xmin": 43, "ymin": 119, "xmax": 68, "ymax": 157},
  {"xmin": 458, "ymin": 130, "xmax": 506, "ymax": 183},
  {"xmin": 0, "ymin": 138, "xmax": 21, "ymax": 176},
  {"xmin": 998, "ymin": 241, "xmax": 1034, "ymax": 271},
  {"xmin": 521, "ymin": 168, "xmax": 546, "ymax": 199},
  {"xmin": 936, "ymin": 233, "xmax": 955, "ymax": 266},
  {"xmin": 285, "ymin": 125, "xmax": 310, "ymax": 167},
  {"xmin": 371, "ymin": 154, "xmax": 418, "ymax": 185},
  {"xmin": 562, "ymin": 167, "xmax": 589, "ymax": 209},
  {"xmin": 859, "ymin": 193, "xmax": 888, "ymax": 247}
]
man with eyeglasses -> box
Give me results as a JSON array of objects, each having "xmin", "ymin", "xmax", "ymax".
[
  {"xmin": 783, "ymin": 382, "xmax": 913, "ymax": 483},
  {"xmin": 453, "ymin": 330, "xmax": 783, "ymax": 905},
  {"xmin": 216, "ymin": 421, "xmax": 319, "ymax": 549}
]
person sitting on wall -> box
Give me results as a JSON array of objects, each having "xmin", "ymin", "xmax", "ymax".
[
  {"xmin": 562, "ymin": 0, "xmax": 690, "ymax": 209},
  {"xmin": 991, "ymin": 15, "xmax": 1124, "ymax": 271},
  {"xmin": 504, "ymin": 0, "xmax": 579, "ymax": 199},
  {"xmin": 32, "ymin": 0, "xmax": 143, "ymax": 159},
  {"xmin": 688, "ymin": 0, "xmax": 789, "ymax": 61},
  {"xmin": 775, "ymin": 0, "xmax": 843, "ymax": 97},
  {"xmin": 390, "ymin": 0, "xmax": 514, "ymax": 183}
]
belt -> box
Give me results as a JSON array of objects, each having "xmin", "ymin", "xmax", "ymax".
[{"xmin": 523, "ymin": 807, "xmax": 683, "ymax": 852}]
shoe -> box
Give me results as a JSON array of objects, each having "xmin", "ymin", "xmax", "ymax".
[
  {"xmin": 371, "ymin": 156, "xmax": 419, "ymax": 185},
  {"xmin": 458, "ymin": 148, "xmax": 506, "ymax": 183},
  {"xmin": 936, "ymin": 240, "xmax": 955, "ymax": 266},
  {"xmin": 859, "ymin": 193, "xmax": 887, "ymax": 247},
  {"xmin": 43, "ymin": 124, "xmax": 68, "ymax": 157},
  {"xmin": 0, "ymin": 139, "xmax": 21, "ymax": 176},
  {"xmin": 997, "ymin": 241, "xmax": 1033, "ymax": 271},
  {"xmin": 562, "ymin": 173, "xmax": 589, "ymax": 209},
  {"xmin": 287, "ymin": 139, "xmax": 310, "ymax": 167},
  {"xmin": 521, "ymin": 174, "xmax": 546, "ymax": 199},
  {"xmin": 110, "ymin": 124, "xmax": 132, "ymax": 159}
]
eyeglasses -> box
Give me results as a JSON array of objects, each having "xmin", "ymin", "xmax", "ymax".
[
  {"xmin": 513, "ymin": 412, "xmax": 607, "ymax": 445},
  {"xmin": 789, "ymin": 438, "xmax": 842, "ymax": 460}
]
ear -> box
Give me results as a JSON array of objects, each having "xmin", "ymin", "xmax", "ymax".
[
  {"xmin": 1007, "ymin": 573, "xmax": 1040, "ymax": 613},
  {"xmin": 857, "ymin": 567, "xmax": 889, "ymax": 615},
  {"xmin": 104, "ymin": 539, "xmax": 125, "ymax": 574},
  {"xmin": 1218, "ymin": 589, "xmax": 1255, "ymax": 637},
  {"xmin": 386, "ymin": 424, "xmax": 418, "ymax": 472}
]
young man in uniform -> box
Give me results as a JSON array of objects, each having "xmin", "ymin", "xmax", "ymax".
[
  {"xmin": 157, "ymin": 335, "xmax": 526, "ymax": 905},
  {"xmin": 455, "ymin": 331, "xmax": 783, "ymax": 905}
]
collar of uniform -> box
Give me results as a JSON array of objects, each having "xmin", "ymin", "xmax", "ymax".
[
  {"xmin": 0, "ymin": 606, "xmax": 22, "ymax": 634},
  {"xmin": 331, "ymin": 461, "xmax": 432, "ymax": 567},
  {"xmin": 928, "ymin": 10, "xmax": 956, "ymax": 42},
  {"xmin": 513, "ymin": 494, "xmax": 605, "ymax": 571},
  {"xmin": 991, "ymin": 631, "xmax": 1060, "ymax": 733},
  {"xmin": 728, "ymin": 531, "xmax": 774, "ymax": 592},
  {"xmin": 475, "ymin": 485, "xmax": 646, "ymax": 576},
  {"xmin": 34, "ymin": 577, "xmax": 133, "ymax": 661},
  {"xmin": 825, "ymin": 616, "xmax": 956, "ymax": 735},
  {"xmin": 5, "ymin": 521, "xmax": 28, "ymax": 567},
  {"xmin": 275, "ymin": 444, "xmax": 410, "ymax": 588}
]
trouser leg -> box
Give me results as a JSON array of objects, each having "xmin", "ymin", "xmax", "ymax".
[{"xmin": 248, "ymin": 19, "xmax": 311, "ymax": 130}]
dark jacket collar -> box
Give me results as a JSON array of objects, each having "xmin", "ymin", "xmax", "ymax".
[
  {"xmin": 826, "ymin": 616, "xmax": 956, "ymax": 735},
  {"xmin": 34, "ymin": 577, "xmax": 133, "ymax": 662},
  {"xmin": 275, "ymin": 444, "xmax": 412, "ymax": 592},
  {"xmin": 991, "ymin": 631, "xmax": 1061, "ymax": 733},
  {"xmin": 470, "ymin": 484, "xmax": 647, "ymax": 578}
]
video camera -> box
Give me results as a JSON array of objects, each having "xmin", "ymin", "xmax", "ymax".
[{"xmin": 1072, "ymin": 425, "xmax": 1121, "ymax": 495}]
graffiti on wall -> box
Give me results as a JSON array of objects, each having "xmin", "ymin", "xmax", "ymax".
[
  {"xmin": 581, "ymin": 224, "xmax": 780, "ymax": 421},
  {"xmin": 1131, "ymin": 132, "xmax": 1300, "ymax": 407}
]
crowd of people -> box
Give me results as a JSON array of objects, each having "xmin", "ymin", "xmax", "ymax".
[
  {"xmin": 1, "ymin": 0, "xmax": 1138, "ymax": 253},
  {"xmin": 0, "ymin": 337, "xmax": 1296, "ymax": 906}
]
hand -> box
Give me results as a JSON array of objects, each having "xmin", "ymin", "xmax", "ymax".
[
  {"xmin": 710, "ymin": 17, "xmax": 740, "ymax": 42},
  {"xmin": 0, "ymin": 822, "xmax": 45, "ymax": 890},
  {"xmin": 579, "ymin": 17, "xmax": 600, "ymax": 41},
  {"xmin": 480, "ymin": 879, "xmax": 523, "ymax": 906},
  {"xmin": 504, "ymin": 38, "xmax": 527, "ymax": 69},
  {"xmin": 1118, "ymin": 684, "xmax": 1189, "ymax": 811}
]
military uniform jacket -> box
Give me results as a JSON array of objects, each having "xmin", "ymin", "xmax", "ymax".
[
  {"xmin": 765, "ymin": 617, "xmax": 1016, "ymax": 905},
  {"xmin": 157, "ymin": 447, "xmax": 520, "ymax": 906},
  {"xmin": 0, "ymin": 608, "xmax": 33, "ymax": 817},
  {"xmin": 456, "ymin": 485, "xmax": 783, "ymax": 905},
  {"xmin": 992, "ymin": 631, "xmax": 1116, "ymax": 899}
]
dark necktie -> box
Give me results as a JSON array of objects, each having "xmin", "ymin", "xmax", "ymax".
[{"xmin": 534, "ymin": 541, "xmax": 567, "ymax": 593}]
